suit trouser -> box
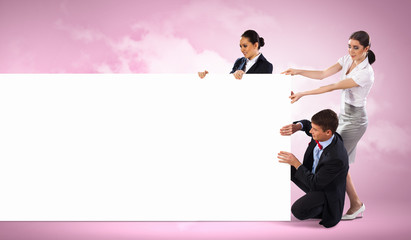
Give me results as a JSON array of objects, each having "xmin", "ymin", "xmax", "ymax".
[{"xmin": 292, "ymin": 191, "xmax": 325, "ymax": 220}]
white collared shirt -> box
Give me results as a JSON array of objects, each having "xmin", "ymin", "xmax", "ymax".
[
  {"xmin": 245, "ymin": 53, "xmax": 261, "ymax": 72},
  {"xmin": 338, "ymin": 55, "xmax": 374, "ymax": 107},
  {"xmin": 312, "ymin": 134, "xmax": 335, "ymax": 173}
]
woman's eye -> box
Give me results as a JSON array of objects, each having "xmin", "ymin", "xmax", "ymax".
[{"xmin": 354, "ymin": 46, "xmax": 359, "ymax": 50}]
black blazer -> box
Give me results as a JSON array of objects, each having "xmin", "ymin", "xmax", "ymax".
[
  {"xmin": 291, "ymin": 120, "xmax": 349, "ymax": 228},
  {"xmin": 230, "ymin": 54, "xmax": 273, "ymax": 74}
]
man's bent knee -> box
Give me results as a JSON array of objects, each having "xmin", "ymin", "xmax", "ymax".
[{"xmin": 291, "ymin": 202, "xmax": 309, "ymax": 220}]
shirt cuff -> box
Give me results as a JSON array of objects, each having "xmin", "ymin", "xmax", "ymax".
[{"xmin": 297, "ymin": 122, "xmax": 303, "ymax": 131}]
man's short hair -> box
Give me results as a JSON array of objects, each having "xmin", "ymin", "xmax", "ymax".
[{"xmin": 311, "ymin": 109, "xmax": 339, "ymax": 134}]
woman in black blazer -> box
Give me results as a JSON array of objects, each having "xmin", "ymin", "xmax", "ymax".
[{"xmin": 198, "ymin": 30, "xmax": 273, "ymax": 79}]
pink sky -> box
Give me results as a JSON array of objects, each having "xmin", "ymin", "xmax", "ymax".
[{"xmin": 1, "ymin": 0, "xmax": 411, "ymax": 239}]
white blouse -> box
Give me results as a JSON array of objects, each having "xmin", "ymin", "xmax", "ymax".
[
  {"xmin": 338, "ymin": 55, "xmax": 374, "ymax": 107},
  {"xmin": 245, "ymin": 53, "xmax": 261, "ymax": 72}
]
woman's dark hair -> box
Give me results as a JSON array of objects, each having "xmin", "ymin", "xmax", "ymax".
[
  {"xmin": 242, "ymin": 30, "xmax": 265, "ymax": 49},
  {"xmin": 350, "ymin": 30, "xmax": 376, "ymax": 64}
]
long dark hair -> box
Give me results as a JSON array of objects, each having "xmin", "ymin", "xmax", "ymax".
[
  {"xmin": 350, "ymin": 31, "xmax": 376, "ymax": 64},
  {"xmin": 242, "ymin": 30, "xmax": 265, "ymax": 49}
]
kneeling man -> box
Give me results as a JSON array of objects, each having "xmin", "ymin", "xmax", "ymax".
[{"xmin": 278, "ymin": 109, "xmax": 348, "ymax": 228}]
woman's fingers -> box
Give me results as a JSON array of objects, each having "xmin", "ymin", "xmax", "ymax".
[
  {"xmin": 282, "ymin": 68, "xmax": 297, "ymax": 75},
  {"xmin": 198, "ymin": 70, "xmax": 209, "ymax": 79},
  {"xmin": 233, "ymin": 70, "xmax": 244, "ymax": 80},
  {"xmin": 289, "ymin": 92, "xmax": 301, "ymax": 104}
]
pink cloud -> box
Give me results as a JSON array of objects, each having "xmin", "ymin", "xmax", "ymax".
[{"xmin": 106, "ymin": 32, "xmax": 231, "ymax": 73}]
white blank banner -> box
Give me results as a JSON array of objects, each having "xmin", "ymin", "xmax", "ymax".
[{"xmin": 0, "ymin": 74, "xmax": 291, "ymax": 221}]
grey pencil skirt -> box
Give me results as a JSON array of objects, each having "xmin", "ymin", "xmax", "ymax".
[{"xmin": 336, "ymin": 103, "xmax": 368, "ymax": 164}]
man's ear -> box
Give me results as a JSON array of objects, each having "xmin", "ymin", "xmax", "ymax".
[{"xmin": 326, "ymin": 129, "xmax": 333, "ymax": 136}]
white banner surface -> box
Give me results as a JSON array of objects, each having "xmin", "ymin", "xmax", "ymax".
[{"xmin": 0, "ymin": 74, "xmax": 291, "ymax": 221}]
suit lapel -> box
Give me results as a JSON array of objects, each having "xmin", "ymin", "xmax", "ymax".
[
  {"xmin": 238, "ymin": 58, "xmax": 246, "ymax": 72},
  {"xmin": 247, "ymin": 54, "xmax": 265, "ymax": 73},
  {"xmin": 304, "ymin": 139, "xmax": 316, "ymax": 172},
  {"xmin": 316, "ymin": 136, "xmax": 338, "ymax": 170},
  {"xmin": 247, "ymin": 61, "xmax": 257, "ymax": 73}
]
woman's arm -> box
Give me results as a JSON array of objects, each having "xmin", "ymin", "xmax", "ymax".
[
  {"xmin": 290, "ymin": 78, "xmax": 359, "ymax": 103},
  {"xmin": 282, "ymin": 63, "xmax": 342, "ymax": 80}
]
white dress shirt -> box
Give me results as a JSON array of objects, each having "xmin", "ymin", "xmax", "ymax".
[
  {"xmin": 338, "ymin": 55, "xmax": 374, "ymax": 107},
  {"xmin": 312, "ymin": 135, "xmax": 335, "ymax": 174},
  {"xmin": 245, "ymin": 53, "xmax": 261, "ymax": 72}
]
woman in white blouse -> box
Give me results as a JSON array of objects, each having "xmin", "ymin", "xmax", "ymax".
[{"xmin": 282, "ymin": 31, "xmax": 375, "ymax": 220}]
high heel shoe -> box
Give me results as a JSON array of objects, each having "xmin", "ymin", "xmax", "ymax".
[{"xmin": 341, "ymin": 203, "xmax": 365, "ymax": 220}]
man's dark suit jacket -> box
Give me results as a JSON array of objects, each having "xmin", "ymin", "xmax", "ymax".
[
  {"xmin": 292, "ymin": 120, "xmax": 349, "ymax": 228},
  {"xmin": 230, "ymin": 54, "xmax": 273, "ymax": 74}
]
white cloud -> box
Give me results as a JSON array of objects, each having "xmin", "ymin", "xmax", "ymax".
[
  {"xmin": 108, "ymin": 0, "xmax": 282, "ymax": 74},
  {"xmin": 360, "ymin": 120, "xmax": 411, "ymax": 156},
  {"xmin": 55, "ymin": 16, "xmax": 232, "ymax": 73},
  {"xmin": 108, "ymin": 32, "xmax": 232, "ymax": 73},
  {"xmin": 55, "ymin": 19, "xmax": 105, "ymax": 43},
  {"xmin": 71, "ymin": 28, "xmax": 103, "ymax": 43},
  {"xmin": 54, "ymin": 1, "xmax": 284, "ymax": 73},
  {"xmin": 95, "ymin": 63, "xmax": 113, "ymax": 73},
  {"xmin": 174, "ymin": 1, "xmax": 281, "ymax": 34}
]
